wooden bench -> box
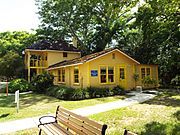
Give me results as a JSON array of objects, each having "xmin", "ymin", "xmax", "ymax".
[
  {"xmin": 38, "ymin": 106, "xmax": 107, "ymax": 135},
  {"xmin": 124, "ymin": 129, "xmax": 138, "ymax": 135}
]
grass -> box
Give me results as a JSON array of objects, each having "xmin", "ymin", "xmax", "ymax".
[
  {"xmin": 0, "ymin": 93, "xmax": 126, "ymax": 122},
  {"xmin": 6, "ymin": 89, "xmax": 180, "ymax": 135},
  {"xmin": 89, "ymin": 89, "xmax": 180, "ymax": 135},
  {"xmin": 2, "ymin": 89, "xmax": 180, "ymax": 135}
]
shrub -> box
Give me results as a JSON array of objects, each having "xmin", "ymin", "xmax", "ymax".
[
  {"xmin": 72, "ymin": 88, "xmax": 87, "ymax": 100},
  {"xmin": 46, "ymin": 85, "xmax": 59, "ymax": 97},
  {"xmin": 7, "ymin": 78, "xmax": 32, "ymax": 93},
  {"xmin": 142, "ymin": 76, "xmax": 157, "ymax": 87},
  {"xmin": 31, "ymin": 72, "xmax": 54, "ymax": 93},
  {"xmin": 87, "ymin": 87, "xmax": 110, "ymax": 98},
  {"xmin": 46, "ymin": 85, "xmax": 75, "ymax": 100},
  {"xmin": 171, "ymin": 75, "xmax": 180, "ymax": 89},
  {"xmin": 112, "ymin": 85, "xmax": 125, "ymax": 95}
]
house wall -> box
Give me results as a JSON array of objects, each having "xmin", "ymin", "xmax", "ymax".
[
  {"xmin": 50, "ymin": 50, "xmax": 158, "ymax": 90},
  {"xmin": 47, "ymin": 51, "xmax": 81, "ymax": 66},
  {"xmin": 51, "ymin": 50, "xmax": 139, "ymax": 90},
  {"xmin": 136, "ymin": 64, "xmax": 158, "ymax": 88},
  {"xmin": 86, "ymin": 50, "xmax": 138, "ymax": 89},
  {"xmin": 25, "ymin": 49, "xmax": 80, "ymax": 82}
]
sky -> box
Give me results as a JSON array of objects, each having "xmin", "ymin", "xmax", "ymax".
[{"xmin": 0, "ymin": 0, "xmax": 40, "ymax": 33}]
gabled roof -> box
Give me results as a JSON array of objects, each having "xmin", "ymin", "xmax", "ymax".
[
  {"xmin": 26, "ymin": 39, "xmax": 80, "ymax": 52},
  {"xmin": 48, "ymin": 48, "xmax": 140, "ymax": 70}
]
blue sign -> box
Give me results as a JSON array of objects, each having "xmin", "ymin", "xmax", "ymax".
[{"xmin": 91, "ymin": 70, "xmax": 98, "ymax": 77}]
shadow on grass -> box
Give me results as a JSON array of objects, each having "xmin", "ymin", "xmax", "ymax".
[
  {"xmin": 143, "ymin": 89, "xmax": 180, "ymax": 107},
  {"xmin": 0, "ymin": 113, "xmax": 10, "ymax": 119},
  {"xmin": 141, "ymin": 121, "xmax": 180, "ymax": 135},
  {"xmin": 0, "ymin": 93, "xmax": 60, "ymax": 109},
  {"xmin": 0, "ymin": 95, "xmax": 15, "ymax": 107},
  {"xmin": 173, "ymin": 110, "xmax": 180, "ymax": 121}
]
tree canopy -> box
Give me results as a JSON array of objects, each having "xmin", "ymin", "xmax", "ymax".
[
  {"xmin": 36, "ymin": 0, "xmax": 139, "ymax": 54},
  {"xmin": 0, "ymin": 31, "xmax": 36, "ymax": 80},
  {"xmin": 36, "ymin": 0, "xmax": 179, "ymax": 85},
  {"xmin": 133, "ymin": 0, "xmax": 180, "ymax": 85}
]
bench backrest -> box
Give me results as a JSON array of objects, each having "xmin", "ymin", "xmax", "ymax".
[{"xmin": 55, "ymin": 106, "xmax": 107, "ymax": 135}]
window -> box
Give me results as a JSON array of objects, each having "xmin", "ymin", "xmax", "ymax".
[
  {"xmin": 63, "ymin": 52, "xmax": 67, "ymax": 57},
  {"xmin": 74, "ymin": 66, "xmax": 79, "ymax": 83},
  {"xmin": 120, "ymin": 68, "xmax": 125, "ymax": 79},
  {"xmin": 100, "ymin": 66, "xmax": 114, "ymax": 83},
  {"xmin": 108, "ymin": 67, "xmax": 114, "ymax": 82},
  {"xmin": 141, "ymin": 68, "xmax": 146, "ymax": 79},
  {"xmin": 100, "ymin": 67, "xmax": 106, "ymax": 83},
  {"xmin": 141, "ymin": 67, "xmax": 151, "ymax": 79},
  {"xmin": 58, "ymin": 68, "xmax": 65, "ymax": 82},
  {"xmin": 112, "ymin": 53, "xmax": 115, "ymax": 59}
]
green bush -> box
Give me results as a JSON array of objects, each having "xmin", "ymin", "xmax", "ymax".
[
  {"xmin": 7, "ymin": 78, "xmax": 32, "ymax": 93},
  {"xmin": 142, "ymin": 76, "xmax": 157, "ymax": 87},
  {"xmin": 31, "ymin": 72, "xmax": 54, "ymax": 93},
  {"xmin": 112, "ymin": 85, "xmax": 125, "ymax": 95},
  {"xmin": 72, "ymin": 88, "xmax": 87, "ymax": 100},
  {"xmin": 87, "ymin": 87, "xmax": 110, "ymax": 98},
  {"xmin": 46, "ymin": 85, "xmax": 75, "ymax": 100},
  {"xmin": 46, "ymin": 85, "xmax": 59, "ymax": 97},
  {"xmin": 171, "ymin": 75, "xmax": 180, "ymax": 89},
  {"xmin": 46, "ymin": 85, "xmax": 126, "ymax": 100}
]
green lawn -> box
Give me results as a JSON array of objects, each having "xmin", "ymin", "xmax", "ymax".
[
  {"xmin": 89, "ymin": 89, "xmax": 180, "ymax": 135},
  {"xmin": 0, "ymin": 93, "xmax": 126, "ymax": 122},
  {"xmin": 5, "ymin": 89, "xmax": 180, "ymax": 135}
]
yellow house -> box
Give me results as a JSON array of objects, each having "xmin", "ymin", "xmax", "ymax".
[
  {"xmin": 48, "ymin": 48, "xmax": 158, "ymax": 90},
  {"xmin": 24, "ymin": 40, "xmax": 81, "ymax": 82}
]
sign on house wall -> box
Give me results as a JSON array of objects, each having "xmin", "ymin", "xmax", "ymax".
[{"xmin": 91, "ymin": 70, "xmax": 98, "ymax": 77}]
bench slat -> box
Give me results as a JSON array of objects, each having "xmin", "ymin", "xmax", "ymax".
[
  {"xmin": 57, "ymin": 117, "xmax": 89, "ymax": 135},
  {"xmin": 58, "ymin": 106, "xmax": 103, "ymax": 129},
  {"xmin": 52, "ymin": 123, "xmax": 74, "ymax": 135},
  {"xmin": 39, "ymin": 106, "xmax": 107, "ymax": 135},
  {"xmin": 44, "ymin": 124, "xmax": 62, "ymax": 135},
  {"xmin": 39, "ymin": 124, "xmax": 54, "ymax": 135},
  {"xmin": 57, "ymin": 112, "xmax": 101, "ymax": 134},
  {"xmin": 57, "ymin": 116, "xmax": 96, "ymax": 135}
]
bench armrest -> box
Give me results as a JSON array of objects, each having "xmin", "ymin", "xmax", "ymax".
[{"xmin": 39, "ymin": 115, "xmax": 56, "ymax": 125}]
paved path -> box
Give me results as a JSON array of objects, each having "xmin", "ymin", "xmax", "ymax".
[{"xmin": 0, "ymin": 92, "xmax": 156, "ymax": 134}]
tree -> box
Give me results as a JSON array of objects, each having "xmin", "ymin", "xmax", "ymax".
[
  {"xmin": 36, "ymin": 0, "xmax": 138, "ymax": 55},
  {"xmin": 0, "ymin": 31, "xmax": 36, "ymax": 56},
  {"xmin": 0, "ymin": 51, "xmax": 23, "ymax": 80},
  {"xmin": 0, "ymin": 31, "xmax": 37, "ymax": 80},
  {"xmin": 133, "ymin": 0, "xmax": 180, "ymax": 85}
]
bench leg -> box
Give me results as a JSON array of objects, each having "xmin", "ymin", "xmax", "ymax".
[{"xmin": 39, "ymin": 129, "xmax": 42, "ymax": 135}]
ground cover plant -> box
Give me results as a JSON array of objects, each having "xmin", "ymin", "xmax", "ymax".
[
  {"xmin": 6, "ymin": 89, "xmax": 180, "ymax": 135},
  {"xmin": 0, "ymin": 93, "xmax": 126, "ymax": 122}
]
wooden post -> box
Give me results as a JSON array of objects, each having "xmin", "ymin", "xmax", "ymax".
[{"xmin": 6, "ymin": 79, "xmax": 8, "ymax": 96}]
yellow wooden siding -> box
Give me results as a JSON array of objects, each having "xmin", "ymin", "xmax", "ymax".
[
  {"xmin": 50, "ymin": 50, "xmax": 158, "ymax": 90},
  {"xmin": 136, "ymin": 64, "xmax": 158, "ymax": 88},
  {"xmin": 25, "ymin": 49, "xmax": 80, "ymax": 82},
  {"xmin": 85, "ymin": 50, "xmax": 138, "ymax": 89},
  {"xmin": 48, "ymin": 51, "xmax": 81, "ymax": 66}
]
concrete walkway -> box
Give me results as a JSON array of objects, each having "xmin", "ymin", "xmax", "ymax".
[{"xmin": 0, "ymin": 92, "xmax": 156, "ymax": 134}]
